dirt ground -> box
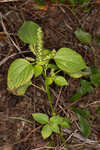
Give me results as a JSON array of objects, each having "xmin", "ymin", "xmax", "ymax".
[{"xmin": 0, "ymin": 0, "xmax": 100, "ymax": 150}]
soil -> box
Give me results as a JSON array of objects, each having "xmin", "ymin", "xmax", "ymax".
[{"xmin": 0, "ymin": 0, "xmax": 100, "ymax": 150}]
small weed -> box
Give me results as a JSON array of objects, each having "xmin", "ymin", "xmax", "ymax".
[{"xmin": 7, "ymin": 20, "xmax": 100, "ymax": 149}]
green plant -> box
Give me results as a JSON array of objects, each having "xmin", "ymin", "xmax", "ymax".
[
  {"xmin": 72, "ymin": 107, "xmax": 91, "ymax": 137},
  {"xmin": 7, "ymin": 21, "xmax": 87, "ymax": 149},
  {"xmin": 69, "ymin": 66, "xmax": 100, "ymax": 136},
  {"xmin": 32, "ymin": 113, "xmax": 70, "ymax": 139}
]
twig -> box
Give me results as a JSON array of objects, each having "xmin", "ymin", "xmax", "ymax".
[
  {"xmin": 63, "ymin": 128, "xmax": 100, "ymax": 148},
  {"xmin": 9, "ymin": 116, "xmax": 33, "ymax": 124},
  {"xmin": 0, "ymin": 13, "xmax": 21, "ymax": 52},
  {"xmin": 54, "ymin": 87, "xmax": 63, "ymax": 111},
  {"xmin": 0, "ymin": 51, "xmax": 30, "ymax": 67},
  {"xmin": 0, "ymin": 125, "xmax": 42, "ymax": 149},
  {"xmin": 0, "ymin": 0, "xmax": 21, "ymax": 2}
]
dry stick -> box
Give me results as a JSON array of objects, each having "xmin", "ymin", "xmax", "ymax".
[
  {"xmin": 0, "ymin": 125, "xmax": 42, "ymax": 149},
  {"xmin": 0, "ymin": 0, "xmax": 21, "ymax": 2},
  {"xmin": 58, "ymin": 4, "xmax": 82, "ymax": 27},
  {"xmin": 0, "ymin": 13, "xmax": 21, "ymax": 53},
  {"xmin": 54, "ymin": 86, "xmax": 63, "ymax": 112},
  {"xmin": 0, "ymin": 51, "xmax": 30, "ymax": 67},
  {"xmin": 58, "ymin": 98, "xmax": 83, "ymax": 114},
  {"xmin": 63, "ymin": 128, "xmax": 100, "ymax": 148},
  {"xmin": 14, "ymin": 125, "xmax": 42, "ymax": 145}
]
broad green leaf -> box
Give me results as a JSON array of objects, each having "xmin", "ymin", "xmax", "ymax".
[
  {"xmin": 8, "ymin": 59, "xmax": 34, "ymax": 92},
  {"xmin": 54, "ymin": 76, "xmax": 68, "ymax": 86},
  {"xmin": 69, "ymin": 70, "xmax": 89, "ymax": 78},
  {"xmin": 50, "ymin": 123, "xmax": 60, "ymax": 134},
  {"xmin": 77, "ymin": 114, "xmax": 91, "ymax": 137},
  {"xmin": 13, "ymin": 81, "xmax": 32, "ymax": 96},
  {"xmin": 45, "ymin": 77, "xmax": 53, "ymax": 86},
  {"xmin": 32, "ymin": 113, "xmax": 49, "ymax": 124},
  {"xmin": 50, "ymin": 115, "xmax": 63, "ymax": 125},
  {"xmin": 72, "ymin": 107, "xmax": 90, "ymax": 118},
  {"xmin": 18, "ymin": 21, "xmax": 39, "ymax": 44},
  {"xmin": 70, "ymin": 80, "xmax": 93, "ymax": 102},
  {"xmin": 60, "ymin": 118, "xmax": 70, "ymax": 128},
  {"xmin": 75, "ymin": 28, "xmax": 92, "ymax": 45},
  {"xmin": 90, "ymin": 67, "xmax": 100, "ymax": 86},
  {"xmin": 34, "ymin": 65, "xmax": 43, "ymax": 78},
  {"xmin": 54, "ymin": 48, "xmax": 86, "ymax": 74},
  {"xmin": 41, "ymin": 124, "xmax": 52, "ymax": 139}
]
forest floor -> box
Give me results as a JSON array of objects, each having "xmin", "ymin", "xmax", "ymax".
[{"xmin": 0, "ymin": 0, "xmax": 100, "ymax": 150}]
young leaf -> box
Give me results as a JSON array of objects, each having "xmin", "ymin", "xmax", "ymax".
[
  {"xmin": 8, "ymin": 58, "xmax": 34, "ymax": 92},
  {"xmin": 69, "ymin": 89, "xmax": 82, "ymax": 102},
  {"xmin": 60, "ymin": 118, "xmax": 70, "ymax": 128},
  {"xmin": 77, "ymin": 114, "xmax": 91, "ymax": 137},
  {"xmin": 72, "ymin": 107, "xmax": 90, "ymax": 118},
  {"xmin": 54, "ymin": 76, "xmax": 68, "ymax": 86},
  {"xmin": 41, "ymin": 124, "xmax": 52, "ymax": 139},
  {"xmin": 50, "ymin": 123, "xmax": 60, "ymax": 134},
  {"xmin": 13, "ymin": 81, "xmax": 32, "ymax": 96},
  {"xmin": 70, "ymin": 80, "xmax": 93, "ymax": 102},
  {"xmin": 54, "ymin": 48, "xmax": 86, "ymax": 74},
  {"xmin": 34, "ymin": 65, "xmax": 43, "ymax": 78},
  {"xmin": 32, "ymin": 113, "xmax": 49, "ymax": 124},
  {"xmin": 18, "ymin": 21, "xmax": 39, "ymax": 45},
  {"xmin": 79, "ymin": 80, "xmax": 94, "ymax": 94},
  {"xmin": 50, "ymin": 115, "xmax": 63, "ymax": 125},
  {"xmin": 45, "ymin": 77, "xmax": 53, "ymax": 86},
  {"xmin": 75, "ymin": 28, "xmax": 92, "ymax": 45}
]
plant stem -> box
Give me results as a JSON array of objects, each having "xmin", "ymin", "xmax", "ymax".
[
  {"xmin": 45, "ymin": 84, "xmax": 55, "ymax": 116},
  {"xmin": 43, "ymin": 70, "xmax": 68, "ymax": 149},
  {"xmin": 60, "ymin": 130, "xmax": 69, "ymax": 150},
  {"xmin": 45, "ymin": 84, "xmax": 68, "ymax": 149}
]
